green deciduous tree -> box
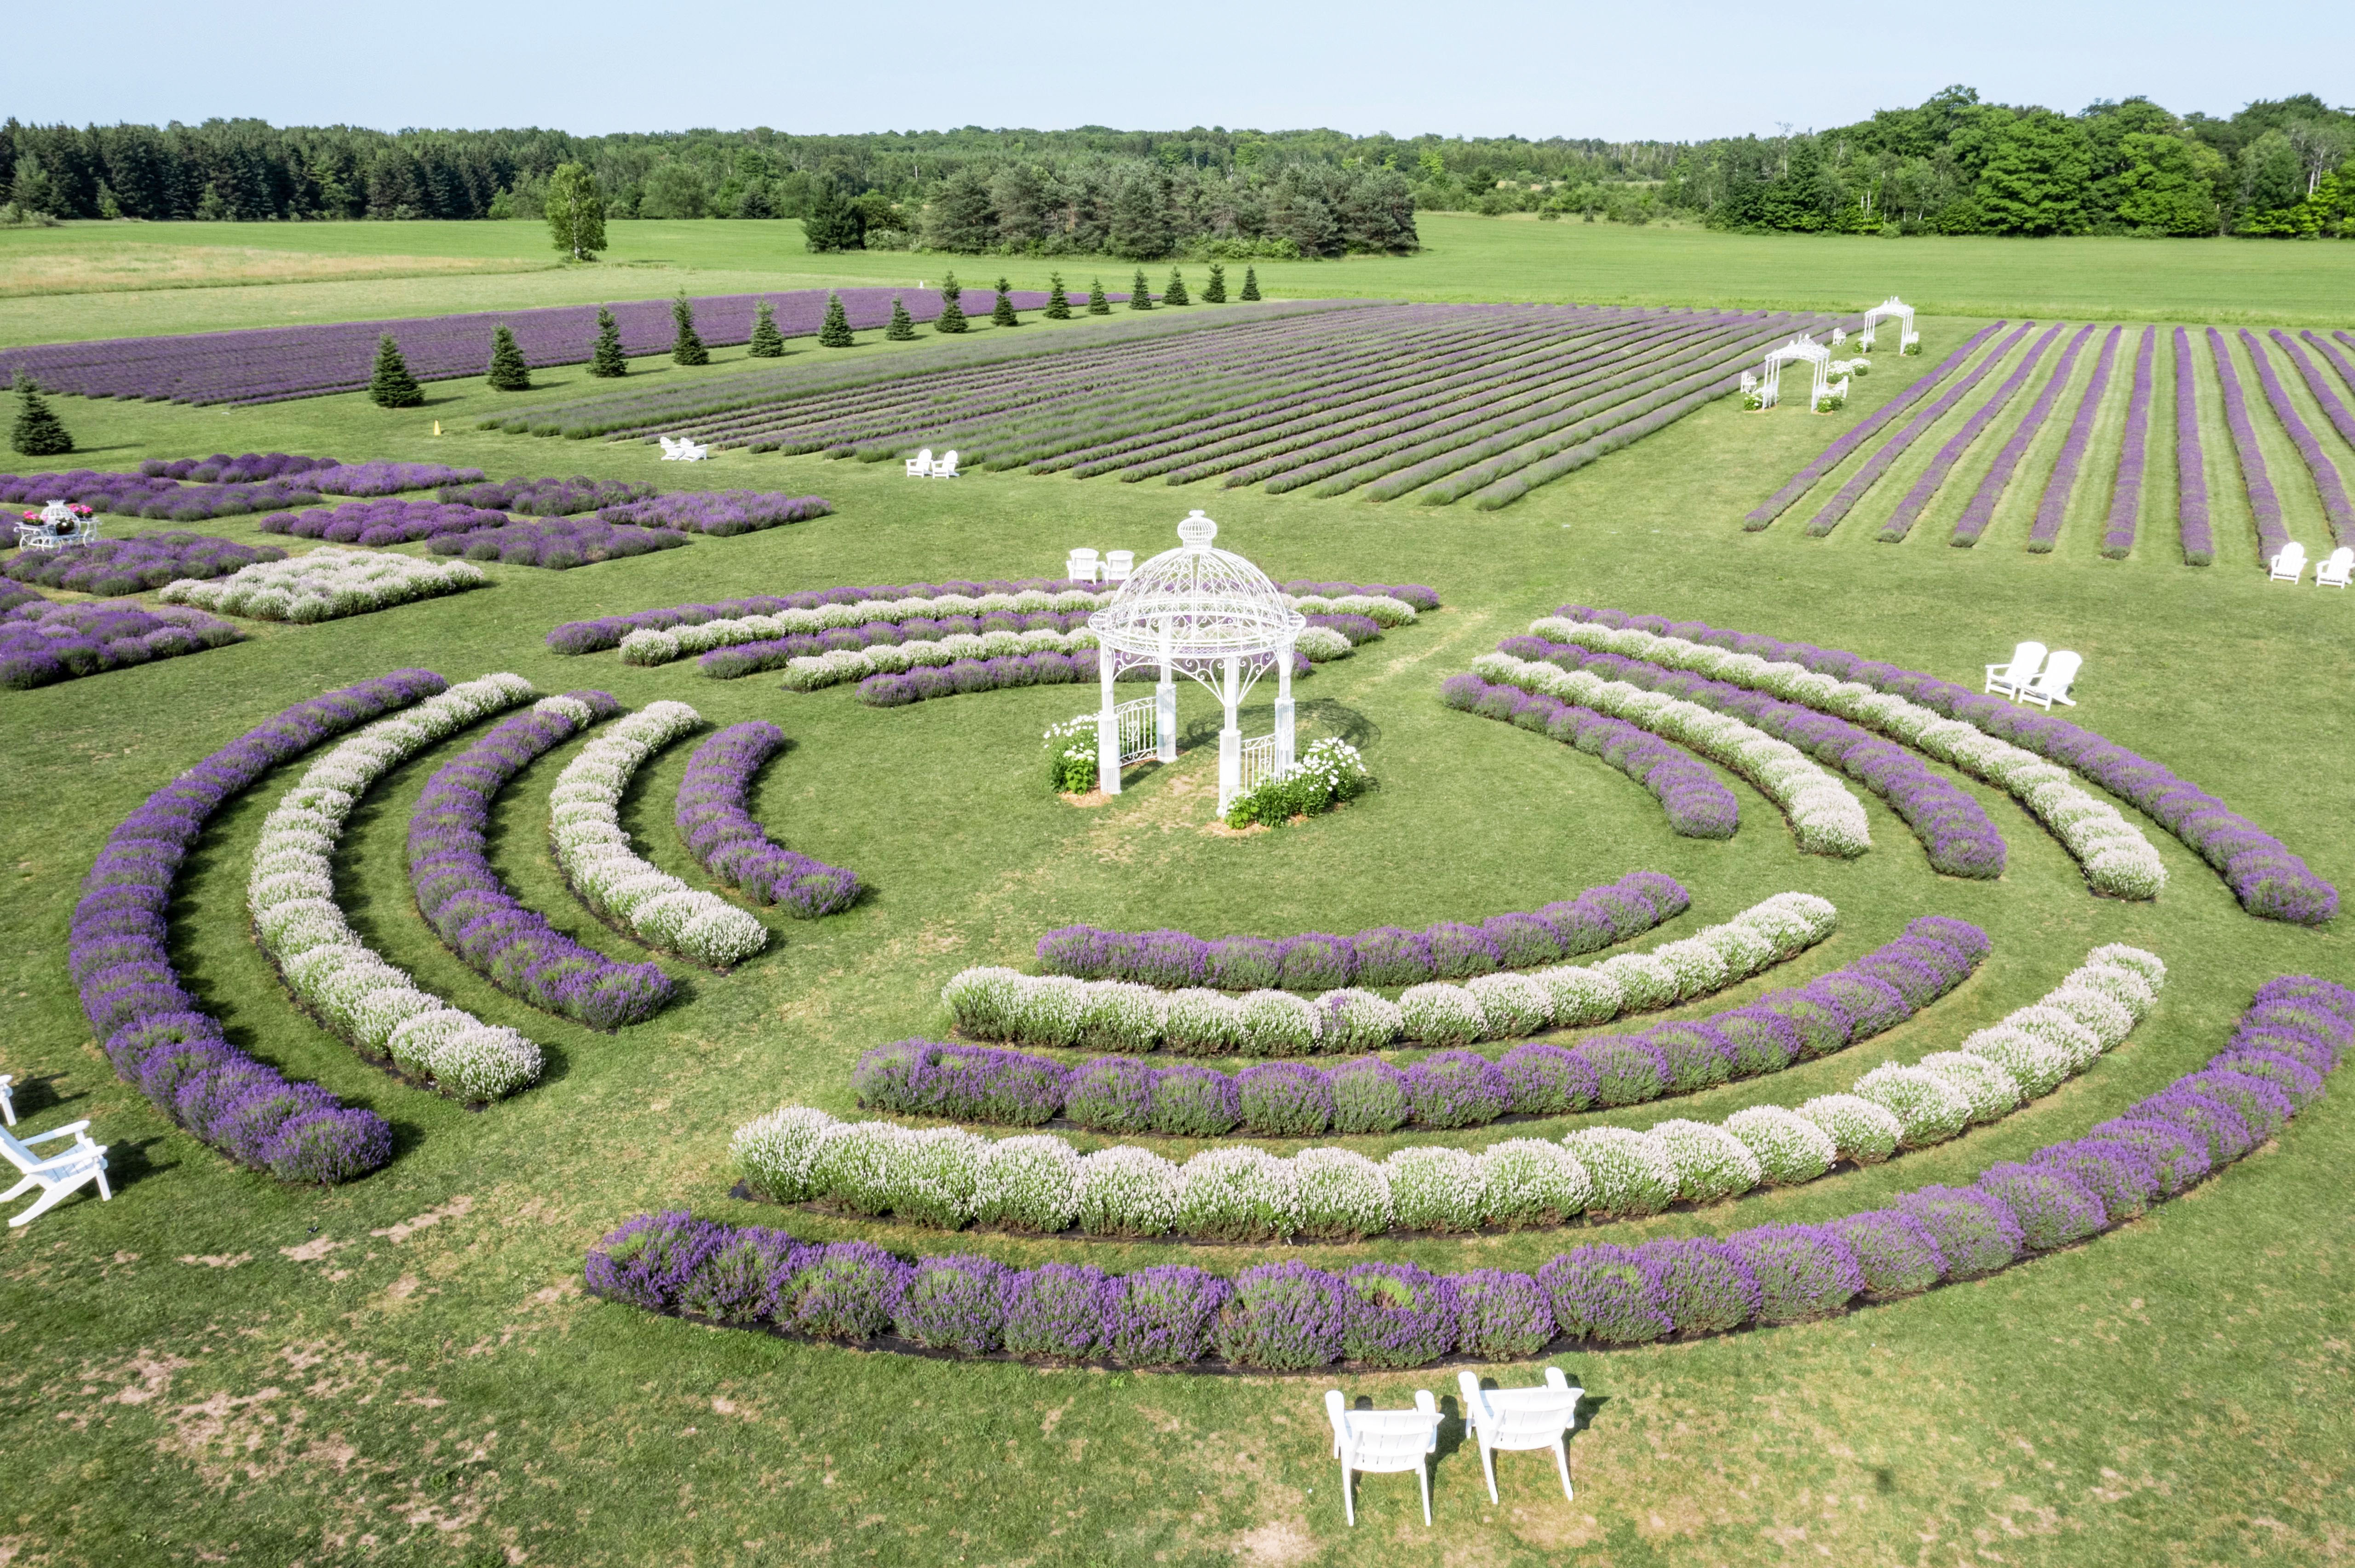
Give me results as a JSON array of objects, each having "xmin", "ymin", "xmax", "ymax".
[
  {"xmin": 10, "ymin": 378, "xmax": 72, "ymax": 456},
  {"xmin": 672, "ymin": 293, "xmax": 709, "ymax": 365},
  {"xmin": 590, "ymin": 306, "xmax": 627, "ymax": 377},
  {"xmin": 546, "ymin": 163, "xmax": 606, "ymax": 260},
  {"xmin": 368, "ymin": 334, "xmax": 423, "ymax": 408},
  {"xmin": 748, "ymin": 299, "xmax": 786, "ymax": 357},
  {"xmin": 1162, "ymin": 268, "xmax": 1190, "ymax": 306},
  {"xmin": 1240, "ymin": 266, "xmax": 1261, "ymax": 301},
  {"xmin": 818, "ymin": 292, "xmax": 854, "ymax": 347},
  {"xmin": 1976, "ymin": 110, "xmax": 2094, "ymax": 235},
  {"xmin": 1129, "ymin": 268, "xmax": 1154, "ymax": 309},
  {"xmin": 1203, "ymin": 262, "xmax": 1227, "ymax": 303},
  {"xmin": 1045, "ymin": 273, "xmax": 1071, "ymax": 319},
  {"xmin": 1086, "ymin": 278, "xmax": 1110, "ymax": 315},
  {"xmin": 2114, "ymin": 133, "xmax": 2223, "ymax": 235},
  {"xmin": 991, "ymin": 277, "xmax": 1019, "ymax": 327},
  {"xmin": 2235, "ymin": 130, "xmax": 2310, "ymax": 234},
  {"xmin": 885, "ymin": 297, "xmax": 917, "ymax": 340},
  {"xmin": 936, "ymin": 273, "xmax": 967, "ymax": 334},
  {"xmin": 487, "ymin": 325, "xmax": 531, "ymax": 390}
]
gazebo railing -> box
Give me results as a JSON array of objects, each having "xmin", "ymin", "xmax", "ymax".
[
  {"xmin": 1113, "ymin": 696, "xmax": 1161, "ymax": 766},
  {"xmin": 1238, "ymin": 732, "xmax": 1281, "ymax": 799}
]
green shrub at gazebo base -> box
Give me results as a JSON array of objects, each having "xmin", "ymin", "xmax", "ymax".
[
  {"xmin": 1043, "ymin": 716, "xmax": 1098, "ymax": 794},
  {"xmin": 1224, "ymin": 738, "xmax": 1368, "ymax": 829}
]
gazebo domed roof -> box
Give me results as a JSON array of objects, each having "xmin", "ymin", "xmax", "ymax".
[{"xmin": 1089, "ymin": 511, "xmax": 1305, "ymax": 661}]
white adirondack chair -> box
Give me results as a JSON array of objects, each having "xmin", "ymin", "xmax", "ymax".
[
  {"xmin": 1066, "ymin": 548, "xmax": 1100, "ymax": 584},
  {"xmin": 1104, "ymin": 549, "xmax": 1135, "ymax": 584},
  {"xmin": 904, "ymin": 447, "xmax": 934, "ymax": 478},
  {"xmin": 1325, "ymin": 1389, "xmax": 1440, "ymax": 1527},
  {"xmin": 1458, "ymin": 1368, "xmax": 1584, "ymax": 1505},
  {"xmin": 0, "ymin": 1074, "xmax": 13, "ymax": 1126},
  {"xmin": 1985, "ymin": 641, "xmax": 2046, "ymax": 700},
  {"xmin": 658, "ymin": 436, "xmax": 683, "ymax": 460},
  {"xmin": 931, "ymin": 450, "xmax": 961, "ymax": 478},
  {"xmin": 683, "ymin": 439, "xmax": 709, "ymax": 461},
  {"xmin": 2019, "ymin": 648, "xmax": 2082, "ymax": 710},
  {"xmin": 2270, "ymin": 542, "xmax": 2307, "ymax": 583},
  {"xmin": 2316, "ymin": 546, "xmax": 2353, "ymax": 588},
  {"xmin": 2, "ymin": 1120, "xmax": 110, "ymax": 1227}
]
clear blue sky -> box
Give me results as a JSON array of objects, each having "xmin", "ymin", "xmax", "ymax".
[{"xmin": 6, "ymin": 0, "xmax": 2344, "ymax": 141}]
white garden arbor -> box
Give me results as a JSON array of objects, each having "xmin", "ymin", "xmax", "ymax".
[
  {"xmin": 1743, "ymin": 335, "xmax": 1833, "ymax": 410},
  {"xmin": 1859, "ymin": 296, "xmax": 1919, "ymax": 353},
  {"xmin": 1087, "ymin": 510, "xmax": 1306, "ymax": 813}
]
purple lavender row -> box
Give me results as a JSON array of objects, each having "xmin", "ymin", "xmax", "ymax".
[
  {"xmin": 2297, "ymin": 331, "xmax": 2355, "ymax": 442},
  {"xmin": 1441, "ymin": 674, "xmax": 1740, "ymax": 838},
  {"xmin": 596, "ymin": 492, "xmax": 833, "ymax": 536},
  {"xmin": 676, "ymin": 722, "xmax": 861, "ymax": 918},
  {"xmin": 1743, "ymin": 324, "xmax": 2009, "ymax": 531},
  {"xmin": 2175, "ymin": 329, "xmax": 2215, "ymax": 566},
  {"xmin": 408, "ymin": 694, "xmax": 675, "ymax": 1029},
  {"xmin": 859, "ymin": 921, "xmax": 1982, "ymax": 1134},
  {"xmin": 0, "ymin": 599, "xmax": 241, "ymax": 690},
  {"xmin": 1948, "ymin": 325, "xmax": 2096, "ymax": 547},
  {"xmin": 440, "ymin": 477, "xmax": 654, "ymax": 515},
  {"xmin": 1880, "ymin": 325, "xmax": 2066, "ymax": 542},
  {"xmin": 427, "ymin": 517, "xmax": 692, "ymax": 570},
  {"xmin": 592, "ymin": 977, "xmax": 2352, "ymax": 1366},
  {"xmin": 861, "ymin": 648, "xmax": 1309, "ymax": 708},
  {"xmin": 704, "ymin": 613, "xmax": 1097, "ymax": 679},
  {"xmin": 2242, "ymin": 330, "xmax": 2355, "ymax": 544},
  {"xmin": 0, "ymin": 288, "xmax": 1100, "ymax": 407},
  {"xmin": 1804, "ymin": 324, "xmax": 2038, "ymax": 537},
  {"xmin": 138, "ymin": 452, "xmax": 333, "ymax": 483},
  {"xmin": 1499, "ymin": 636, "xmax": 2007, "ymax": 878},
  {"xmin": 2207, "ymin": 328, "xmax": 2289, "ymax": 563},
  {"xmin": 1040, "ymin": 871, "xmax": 1683, "ymax": 989},
  {"xmin": 71, "ymin": 674, "xmax": 443, "ymax": 1184},
  {"xmin": 1558, "ymin": 603, "xmax": 2338, "ymax": 924},
  {"xmin": 546, "ymin": 578, "xmax": 1101, "ymax": 656},
  {"xmin": 260, "ymin": 498, "xmax": 508, "ymax": 545},
  {"xmin": 2100, "ymin": 328, "xmax": 2158, "ymax": 559},
  {"xmin": 2025, "ymin": 327, "xmax": 2124, "ymax": 553},
  {"xmin": 4, "ymin": 530, "xmax": 281, "ymax": 593}
]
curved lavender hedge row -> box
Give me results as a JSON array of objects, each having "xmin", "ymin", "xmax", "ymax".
[
  {"xmin": 2174, "ymin": 328, "xmax": 2214, "ymax": 566},
  {"xmin": 69, "ymin": 673, "xmax": 440, "ymax": 1184},
  {"xmin": 676, "ymin": 722, "xmax": 862, "ymax": 917},
  {"xmin": 1744, "ymin": 325, "xmax": 2008, "ymax": 531},
  {"xmin": 1878, "ymin": 324, "xmax": 2066, "ymax": 543},
  {"xmin": 3, "ymin": 531, "xmax": 283, "ymax": 593},
  {"xmin": 2242, "ymin": 329, "xmax": 2353, "ymax": 545},
  {"xmin": 856, "ymin": 647, "xmax": 1312, "ymax": 709},
  {"xmin": 426, "ymin": 516, "xmax": 692, "ymax": 569},
  {"xmin": 407, "ymin": 692, "xmax": 676, "ymax": 1030},
  {"xmin": 1949, "ymin": 325, "xmax": 2097, "ymax": 549},
  {"xmin": 589, "ymin": 976, "xmax": 2344, "ymax": 1367},
  {"xmin": 2207, "ymin": 328, "xmax": 2286, "ymax": 561},
  {"xmin": 1555, "ymin": 604, "xmax": 2335, "ymax": 923},
  {"xmin": 546, "ymin": 579, "xmax": 1109, "ymax": 656},
  {"xmin": 1443, "ymin": 674, "xmax": 1741, "ymax": 838},
  {"xmin": 437, "ymin": 477, "xmax": 654, "ymax": 515},
  {"xmin": 1493, "ymin": 637, "xmax": 2008, "ymax": 879},
  {"xmin": 260, "ymin": 499, "xmax": 511, "ymax": 545},
  {"xmin": 1036, "ymin": 872, "xmax": 1684, "ymax": 989},
  {"xmin": 1803, "ymin": 324, "xmax": 2036, "ymax": 537},
  {"xmin": 2024, "ymin": 327, "xmax": 2120, "ymax": 553},
  {"xmin": 2100, "ymin": 328, "xmax": 2158, "ymax": 559},
  {"xmin": 0, "ymin": 599, "xmax": 242, "ymax": 690}
]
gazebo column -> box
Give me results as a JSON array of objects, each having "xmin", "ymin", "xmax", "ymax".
[
  {"xmin": 1096, "ymin": 652, "xmax": 1121, "ymax": 795},
  {"xmin": 1217, "ymin": 653, "xmax": 1241, "ymax": 813},
  {"xmin": 1155, "ymin": 624, "xmax": 1177, "ymax": 763},
  {"xmin": 1274, "ymin": 635, "xmax": 1295, "ymax": 771}
]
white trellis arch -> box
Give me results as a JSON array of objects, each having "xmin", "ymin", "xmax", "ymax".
[
  {"xmin": 1858, "ymin": 296, "xmax": 1919, "ymax": 354},
  {"xmin": 1745, "ymin": 335, "xmax": 1831, "ymax": 411}
]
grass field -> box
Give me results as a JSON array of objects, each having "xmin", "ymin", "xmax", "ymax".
[
  {"xmin": 2, "ymin": 266, "xmax": 2353, "ymax": 1568},
  {"xmin": 4, "ymin": 215, "xmax": 2351, "ymax": 349}
]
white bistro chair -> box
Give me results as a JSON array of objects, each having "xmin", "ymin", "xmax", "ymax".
[
  {"xmin": 2270, "ymin": 542, "xmax": 2307, "ymax": 583},
  {"xmin": 1984, "ymin": 641, "xmax": 2046, "ymax": 701},
  {"xmin": 904, "ymin": 447, "xmax": 934, "ymax": 478},
  {"xmin": 1104, "ymin": 549, "xmax": 1135, "ymax": 584},
  {"xmin": 1066, "ymin": 549, "xmax": 1100, "ymax": 584},
  {"xmin": 2316, "ymin": 547, "xmax": 2352, "ymax": 589},
  {"xmin": 2018, "ymin": 648, "xmax": 2081, "ymax": 710},
  {"xmin": 1324, "ymin": 1388, "xmax": 1440, "ymax": 1527},
  {"xmin": 931, "ymin": 450, "xmax": 961, "ymax": 478},
  {"xmin": 2, "ymin": 1120, "xmax": 110, "ymax": 1227},
  {"xmin": 1458, "ymin": 1368, "xmax": 1584, "ymax": 1504}
]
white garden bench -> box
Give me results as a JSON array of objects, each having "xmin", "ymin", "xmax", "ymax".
[
  {"xmin": 2269, "ymin": 542, "xmax": 2307, "ymax": 583},
  {"xmin": 1324, "ymin": 1388, "xmax": 1440, "ymax": 1527},
  {"xmin": 1458, "ymin": 1368, "xmax": 1584, "ymax": 1504},
  {"xmin": 2, "ymin": 1119, "xmax": 111, "ymax": 1227},
  {"xmin": 2018, "ymin": 648, "xmax": 2081, "ymax": 709},
  {"xmin": 904, "ymin": 447, "xmax": 934, "ymax": 478},
  {"xmin": 2317, "ymin": 546, "xmax": 2352, "ymax": 589},
  {"xmin": 1984, "ymin": 641, "xmax": 2046, "ymax": 700}
]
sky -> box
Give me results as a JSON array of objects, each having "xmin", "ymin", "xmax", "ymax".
[{"xmin": 6, "ymin": 0, "xmax": 2347, "ymax": 141}]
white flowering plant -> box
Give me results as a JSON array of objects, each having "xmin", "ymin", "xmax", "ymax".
[{"xmin": 1223, "ymin": 737, "xmax": 1370, "ymax": 828}]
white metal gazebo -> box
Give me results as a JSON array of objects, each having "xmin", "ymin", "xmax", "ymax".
[{"xmin": 1087, "ymin": 510, "xmax": 1306, "ymax": 813}]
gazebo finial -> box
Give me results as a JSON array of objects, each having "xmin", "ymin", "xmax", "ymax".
[{"xmin": 1177, "ymin": 510, "xmax": 1218, "ymax": 548}]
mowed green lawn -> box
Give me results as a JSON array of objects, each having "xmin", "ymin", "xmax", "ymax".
[
  {"xmin": 0, "ymin": 300, "xmax": 2352, "ymax": 1568},
  {"xmin": 3, "ymin": 213, "xmax": 2350, "ymax": 350}
]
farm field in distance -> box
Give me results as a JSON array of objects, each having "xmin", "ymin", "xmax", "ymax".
[{"xmin": 0, "ymin": 212, "xmax": 2351, "ymax": 1568}]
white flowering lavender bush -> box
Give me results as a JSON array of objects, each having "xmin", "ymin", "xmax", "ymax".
[
  {"xmin": 1072, "ymin": 1145, "xmax": 1179, "ymax": 1236},
  {"xmin": 1853, "ymin": 1064, "xmax": 1974, "ymax": 1147},
  {"xmin": 1800, "ymin": 1093, "xmax": 1905, "ymax": 1164},
  {"xmin": 1916, "ymin": 1052, "xmax": 2022, "ymax": 1123},
  {"xmin": 1563, "ymin": 1127, "xmax": 1678, "ymax": 1217},
  {"xmin": 1292, "ymin": 1147, "xmax": 1394, "ymax": 1238},
  {"xmin": 247, "ymin": 673, "xmax": 544, "ymax": 1102},
  {"xmin": 976, "ymin": 1135, "xmax": 1082, "ymax": 1232},
  {"xmin": 550, "ymin": 700, "xmax": 769, "ymax": 966},
  {"xmin": 884, "ymin": 1127, "xmax": 990, "ymax": 1229},
  {"xmin": 1384, "ymin": 1145, "xmax": 1488, "ymax": 1231},
  {"xmin": 732, "ymin": 1106, "xmax": 838, "ymax": 1202},
  {"xmin": 164, "ymin": 546, "xmax": 484, "ymax": 622},
  {"xmin": 1174, "ymin": 1147, "xmax": 1301, "ymax": 1241},
  {"xmin": 1478, "ymin": 1139, "xmax": 1592, "ymax": 1227},
  {"xmin": 1648, "ymin": 1118, "xmax": 1763, "ymax": 1203},
  {"xmin": 1722, "ymin": 1105, "xmax": 1837, "ymax": 1185}
]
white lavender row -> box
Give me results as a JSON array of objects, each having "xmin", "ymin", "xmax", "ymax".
[
  {"xmin": 248, "ymin": 674, "xmax": 546, "ymax": 1103},
  {"xmin": 161, "ymin": 547, "xmax": 486, "ymax": 624}
]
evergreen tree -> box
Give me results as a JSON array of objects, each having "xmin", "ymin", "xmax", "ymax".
[
  {"xmin": 1129, "ymin": 268, "xmax": 1154, "ymax": 309},
  {"xmin": 672, "ymin": 292, "xmax": 709, "ymax": 365},
  {"xmin": 589, "ymin": 306, "xmax": 627, "ymax": 377},
  {"xmin": 1163, "ymin": 267, "xmax": 1190, "ymax": 306},
  {"xmin": 368, "ymin": 334, "xmax": 423, "ymax": 408},
  {"xmin": 1086, "ymin": 278, "xmax": 1110, "ymax": 315},
  {"xmin": 936, "ymin": 272, "xmax": 968, "ymax": 334},
  {"xmin": 885, "ymin": 297, "xmax": 917, "ymax": 340},
  {"xmin": 803, "ymin": 178, "xmax": 864, "ymax": 252},
  {"xmin": 991, "ymin": 277, "xmax": 1019, "ymax": 327},
  {"xmin": 1203, "ymin": 262, "xmax": 1227, "ymax": 303},
  {"xmin": 1241, "ymin": 265, "xmax": 1262, "ymax": 301},
  {"xmin": 10, "ymin": 378, "xmax": 72, "ymax": 457},
  {"xmin": 546, "ymin": 163, "xmax": 606, "ymax": 260},
  {"xmin": 1045, "ymin": 273, "xmax": 1071, "ymax": 319},
  {"xmin": 748, "ymin": 298, "xmax": 786, "ymax": 357},
  {"xmin": 486, "ymin": 325, "xmax": 532, "ymax": 390},
  {"xmin": 819, "ymin": 292, "xmax": 855, "ymax": 347}
]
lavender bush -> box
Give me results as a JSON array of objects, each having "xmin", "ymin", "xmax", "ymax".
[
  {"xmin": 426, "ymin": 515, "xmax": 692, "ymax": 568},
  {"xmin": 4, "ymin": 530, "xmax": 281, "ymax": 591},
  {"xmin": 2023, "ymin": 326, "xmax": 2120, "ymax": 552},
  {"xmin": 676, "ymin": 721, "xmax": 861, "ymax": 917},
  {"xmin": 2241, "ymin": 328, "xmax": 2354, "ymax": 544},
  {"xmin": 260, "ymin": 498, "xmax": 509, "ymax": 544},
  {"xmin": 0, "ymin": 598, "xmax": 240, "ymax": 689},
  {"xmin": 2207, "ymin": 327, "xmax": 2288, "ymax": 561},
  {"xmin": 596, "ymin": 491, "xmax": 833, "ymax": 536},
  {"xmin": 2175, "ymin": 328, "xmax": 2214, "ymax": 565},
  {"xmin": 2099, "ymin": 327, "xmax": 2157, "ymax": 558},
  {"xmin": 1442, "ymin": 673, "xmax": 1741, "ymax": 838},
  {"xmin": 438, "ymin": 476, "xmax": 654, "ymax": 515}
]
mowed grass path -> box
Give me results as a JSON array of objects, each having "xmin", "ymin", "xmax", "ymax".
[
  {"xmin": 0, "ymin": 321, "xmax": 2350, "ymax": 1566},
  {"xmin": 3, "ymin": 214, "xmax": 2350, "ymax": 349}
]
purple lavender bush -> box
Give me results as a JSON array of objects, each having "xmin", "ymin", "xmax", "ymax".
[
  {"xmin": 440, "ymin": 476, "xmax": 654, "ymax": 515},
  {"xmin": 675, "ymin": 721, "xmax": 861, "ymax": 916},
  {"xmin": 1216, "ymin": 1262, "xmax": 1351, "ymax": 1369},
  {"xmin": 584, "ymin": 1211, "xmax": 729, "ymax": 1311},
  {"xmin": 1443, "ymin": 674, "xmax": 1741, "ymax": 839},
  {"xmin": 1537, "ymin": 1246, "xmax": 1672, "ymax": 1345},
  {"xmin": 1724, "ymin": 1225, "xmax": 1865, "ymax": 1323},
  {"xmin": 5, "ymin": 531, "xmax": 281, "ymax": 592},
  {"xmin": 261, "ymin": 498, "xmax": 509, "ymax": 544},
  {"xmin": 1637, "ymin": 1237, "xmax": 1760, "ymax": 1336},
  {"xmin": 1004, "ymin": 1264, "xmax": 1110, "ymax": 1359},
  {"xmin": 892, "ymin": 1254, "xmax": 1014, "ymax": 1353},
  {"xmin": 1827, "ymin": 1210, "xmax": 1948, "ymax": 1298},
  {"xmin": 597, "ymin": 490, "xmax": 833, "ymax": 536},
  {"xmin": 1341, "ymin": 1263, "xmax": 1459, "ymax": 1368},
  {"xmin": 0, "ymin": 599, "xmax": 241, "ymax": 689},
  {"xmin": 1106, "ymin": 1266, "xmax": 1232, "ymax": 1366},
  {"xmin": 427, "ymin": 515, "xmax": 691, "ymax": 568}
]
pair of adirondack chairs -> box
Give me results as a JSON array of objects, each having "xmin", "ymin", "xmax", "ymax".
[
  {"xmin": 658, "ymin": 435, "xmax": 709, "ymax": 461},
  {"xmin": 902, "ymin": 448, "xmax": 961, "ymax": 478},
  {"xmin": 1984, "ymin": 641, "xmax": 2083, "ymax": 710},
  {"xmin": 1324, "ymin": 1368, "xmax": 1584, "ymax": 1527},
  {"xmin": 1064, "ymin": 548, "xmax": 1133, "ymax": 585},
  {"xmin": 2272, "ymin": 542, "xmax": 2354, "ymax": 587}
]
